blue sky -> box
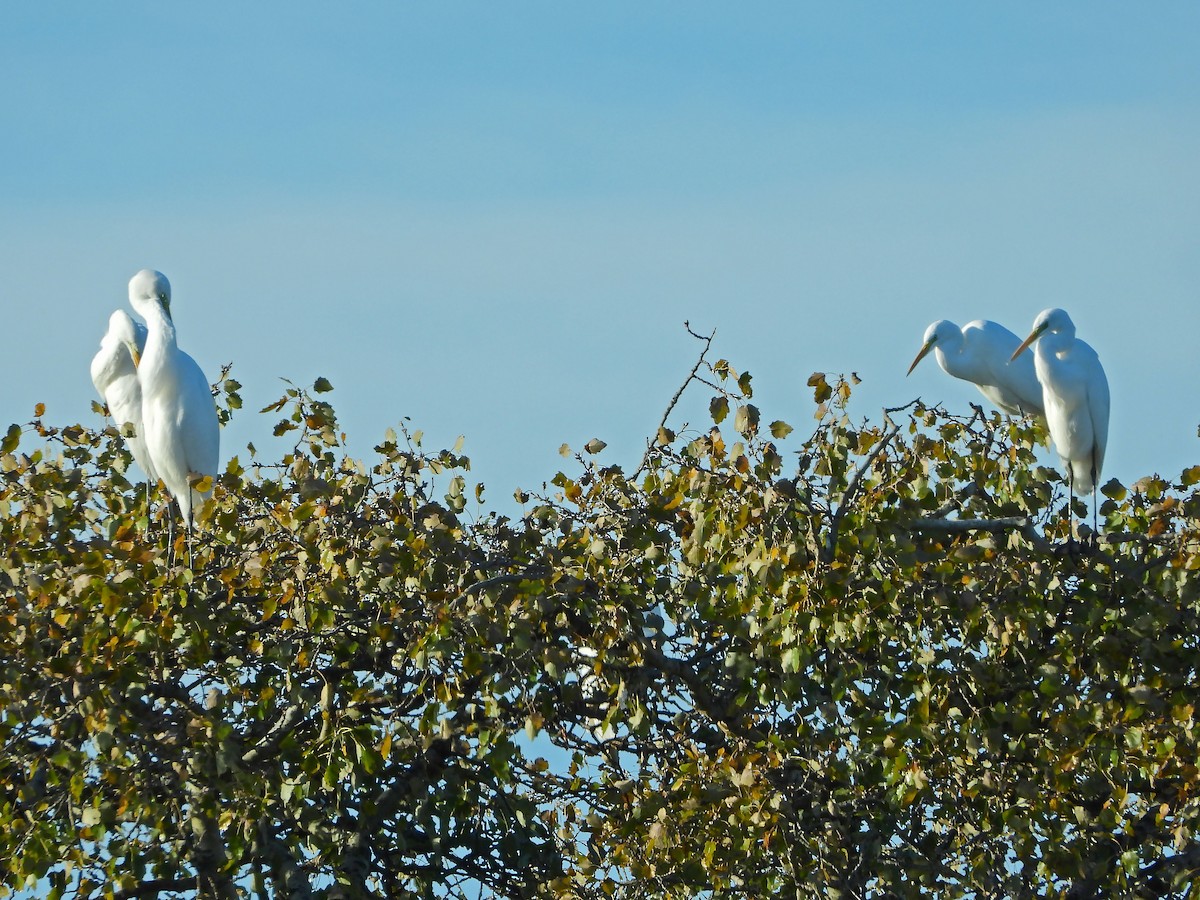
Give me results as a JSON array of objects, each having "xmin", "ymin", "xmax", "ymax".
[{"xmin": 3, "ymin": 3, "xmax": 1199, "ymax": 507}]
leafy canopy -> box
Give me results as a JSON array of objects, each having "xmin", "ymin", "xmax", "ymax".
[{"xmin": 3, "ymin": 341, "xmax": 1200, "ymax": 899}]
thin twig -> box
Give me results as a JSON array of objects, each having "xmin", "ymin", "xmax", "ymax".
[{"xmin": 635, "ymin": 322, "xmax": 715, "ymax": 479}]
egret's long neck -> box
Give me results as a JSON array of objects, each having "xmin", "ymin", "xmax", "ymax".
[
  {"xmin": 1039, "ymin": 328, "xmax": 1072, "ymax": 361},
  {"xmin": 138, "ymin": 303, "xmax": 179, "ymax": 382},
  {"xmin": 942, "ymin": 336, "xmax": 964, "ymax": 363}
]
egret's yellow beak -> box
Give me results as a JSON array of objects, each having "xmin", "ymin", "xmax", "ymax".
[
  {"xmin": 128, "ymin": 344, "xmax": 141, "ymax": 368},
  {"xmin": 1010, "ymin": 323, "xmax": 1046, "ymax": 363},
  {"xmin": 906, "ymin": 340, "xmax": 934, "ymax": 377}
]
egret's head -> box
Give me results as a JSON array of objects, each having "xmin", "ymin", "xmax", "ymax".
[
  {"xmin": 106, "ymin": 310, "xmax": 143, "ymax": 367},
  {"xmin": 1011, "ymin": 308, "xmax": 1072, "ymax": 362},
  {"xmin": 128, "ymin": 269, "xmax": 172, "ymax": 320},
  {"xmin": 1034, "ymin": 307, "xmax": 1073, "ymax": 335},
  {"xmin": 907, "ymin": 320, "xmax": 956, "ymax": 377}
]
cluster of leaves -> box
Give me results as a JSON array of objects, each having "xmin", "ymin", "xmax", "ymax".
[{"xmin": 2, "ymin": 344, "xmax": 1200, "ymax": 899}]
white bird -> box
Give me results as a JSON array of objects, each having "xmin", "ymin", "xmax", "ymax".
[
  {"xmin": 907, "ymin": 319, "xmax": 1045, "ymax": 418},
  {"xmin": 90, "ymin": 310, "xmax": 158, "ymax": 485},
  {"xmin": 1011, "ymin": 307, "xmax": 1110, "ymax": 536},
  {"xmin": 126, "ymin": 269, "xmax": 220, "ymax": 533}
]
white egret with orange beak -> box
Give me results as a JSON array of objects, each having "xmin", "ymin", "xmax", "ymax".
[
  {"xmin": 907, "ymin": 319, "xmax": 1045, "ymax": 418},
  {"xmin": 126, "ymin": 269, "xmax": 220, "ymax": 546},
  {"xmin": 1010, "ymin": 307, "xmax": 1109, "ymax": 541}
]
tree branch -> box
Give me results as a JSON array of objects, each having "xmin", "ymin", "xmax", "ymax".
[
  {"xmin": 906, "ymin": 516, "xmax": 1050, "ymax": 549},
  {"xmin": 242, "ymin": 702, "xmax": 307, "ymax": 766},
  {"xmin": 822, "ymin": 421, "xmax": 901, "ymax": 563},
  {"xmin": 339, "ymin": 739, "xmax": 454, "ymax": 889},
  {"xmin": 111, "ymin": 878, "xmax": 195, "ymax": 900},
  {"xmin": 635, "ymin": 322, "xmax": 715, "ymax": 478},
  {"xmin": 449, "ymin": 568, "xmax": 550, "ymax": 607}
]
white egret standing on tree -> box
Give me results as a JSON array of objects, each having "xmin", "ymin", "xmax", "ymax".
[
  {"xmin": 126, "ymin": 269, "xmax": 220, "ymax": 553},
  {"xmin": 907, "ymin": 319, "xmax": 1045, "ymax": 418},
  {"xmin": 1010, "ymin": 307, "xmax": 1110, "ymax": 542},
  {"xmin": 90, "ymin": 309, "xmax": 158, "ymax": 490}
]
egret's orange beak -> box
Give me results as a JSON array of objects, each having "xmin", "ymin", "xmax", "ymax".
[
  {"xmin": 906, "ymin": 340, "xmax": 934, "ymax": 377},
  {"xmin": 1009, "ymin": 324, "xmax": 1046, "ymax": 363}
]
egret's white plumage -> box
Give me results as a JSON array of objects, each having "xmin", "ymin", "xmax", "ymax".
[
  {"xmin": 907, "ymin": 319, "xmax": 1045, "ymax": 418},
  {"xmin": 126, "ymin": 269, "xmax": 219, "ymax": 527},
  {"xmin": 1011, "ymin": 307, "xmax": 1110, "ymax": 496},
  {"xmin": 90, "ymin": 310, "xmax": 158, "ymax": 484}
]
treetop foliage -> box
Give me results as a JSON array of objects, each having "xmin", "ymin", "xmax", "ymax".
[{"xmin": 3, "ymin": 333, "xmax": 1200, "ymax": 899}]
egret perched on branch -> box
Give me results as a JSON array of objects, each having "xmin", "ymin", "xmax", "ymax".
[
  {"xmin": 90, "ymin": 310, "xmax": 158, "ymax": 487},
  {"xmin": 126, "ymin": 269, "xmax": 219, "ymax": 542},
  {"xmin": 1010, "ymin": 307, "xmax": 1109, "ymax": 540},
  {"xmin": 907, "ymin": 319, "xmax": 1045, "ymax": 418}
]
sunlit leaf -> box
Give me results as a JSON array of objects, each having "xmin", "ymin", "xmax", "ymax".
[
  {"xmin": 734, "ymin": 404, "xmax": 759, "ymax": 437},
  {"xmin": 710, "ymin": 396, "xmax": 729, "ymax": 424},
  {"xmin": 769, "ymin": 420, "xmax": 793, "ymax": 439},
  {"xmin": 807, "ymin": 372, "xmax": 831, "ymax": 403}
]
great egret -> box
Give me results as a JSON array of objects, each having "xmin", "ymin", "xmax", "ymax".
[
  {"xmin": 907, "ymin": 319, "xmax": 1045, "ymax": 418},
  {"xmin": 90, "ymin": 310, "xmax": 158, "ymax": 486},
  {"xmin": 1010, "ymin": 307, "xmax": 1110, "ymax": 540},
  {"xmin": 126, "ymin": 269, "xmax": 220, "ymax": 540}
]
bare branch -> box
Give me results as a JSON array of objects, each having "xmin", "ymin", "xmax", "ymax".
[
  {"xmin": 908, "ymin": 516, "xmax": 1032, "ymax": 534},
  {"xmin": 242, "ymin": 702, "xmax": 307, "ymax": 766},
  {"xmin": 906, "ymin": 515, "xmax": 1050, "ymax": 549},
  {"xmin": 449, "ymin": 567, "xmax": 550, "ymax": 607},
  {"xmin": 111, "ymin": 877, "xmax": 195, "ymax": 900},
  {"xmin": 926, "ymin": 483, "xmax": 982, "ymax": 519},
  {"xmin": 635, "ymin": 322, "xmax": 715, "ymax": 478}
]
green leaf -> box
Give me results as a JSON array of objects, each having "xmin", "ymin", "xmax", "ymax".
[
  {"xmin": 1100, "ymin": 478, "xmax": 1127, "ymax": 500},
  {"xmin": 710, "ymin": 396, "xmax": 729, "ymax": 424},
  {"xmin": 1, "ymin": 423, "xmax": 20, "ymax": 454},
  {"xmin": 769, "ymin": 420, "xmax": 794, "ymax": 439},
  {"xmin": 807, "ymin": 372, "xmax": 832, "ymax": 404},
  {"xmin": 313, "ymin": 377, "xmax": 334, "ymax": 393}
]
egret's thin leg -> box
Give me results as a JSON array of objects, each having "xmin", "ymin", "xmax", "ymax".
[
  {"xmin": 185, "ymin": 510, "xmax": 195, "ymax": 577},
  {"xmin": 165, "ymin": 505, "xmax": 177, "ymax": 567},
  {"xmin": 1067, "ymin": 469, "xmax": 1077, "ymax": 548},
  {"xmin": 1092, "ymin": 487, "xmax": 1098, "ymax": 549}
]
